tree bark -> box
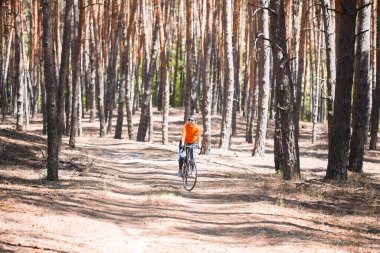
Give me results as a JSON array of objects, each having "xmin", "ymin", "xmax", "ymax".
[
  {"xmin": 13, "ymin": 0, "xmax": 25, "ymax": 131},
  {"xmin": 154, "ymin": 0, "xmax": 170, "ymax": 145},
  {"xmin": 58, "ymin": 0, "xmax": 73, "ymax": 141},
  {"xmin": 43, "ymin": 0, "xmax": 59, "ymax": 181},
  {"xmin": 295, "ymin": 0, "xmax": 308, "ymax": 123},
  {"xmin": 115, "ymin": 0, "xmax": 129, "ymax": 139},
  {"xmin": 105, "ymin": 0, "xmax": 121, "ymax": 134},
  {"xmin": 246, "ymin": 4, "xmax": 256, "ymax": 143},
  {"xmin": 137, "ymin": 17, "xmax": 160, "ymax": 142},
  {"xmin": 348, "ymin": 0, "xmax": 372, "ymax": 173},
  {"xmin": 88, "ymin": 19, "xmax": 96, "ymax": 123},
  {"xmin": 53, "ymin": 0, "xmax": 61, "ymax": 76},
  {"xmin": 69, "ymin": 0, "xmax": 85, "ymax": 148},
  {"xmin": 326, "ymin": 0, "xmax": 357, "ymax": 180},
  {"xmin": 253, "ymin": 0, "xmax": 271, "ymax": 157},
  {"xmin": 90, "ymin": 0, "xmax": 106, "ymax": 137},
  {"xmin": 369, "ymin": 0, "xmax": 380, "ymax": 150},
  {"xmin": 232, "ymin": 0, "xmax": 242, "ymax": 136},
  {"xmin": 219, "ymin": 0, "xmax": 235, "ymax": 150},
  {"xmin": 0, "ymin": 2, "xmax": 3, "ymax": 120},
  {"xmin": 200, "ymin": 0, "xmax": 214, "ymax": 155},
  {"xmin": 184, "ymin": 0, "xmax": 195, "ymax": 121},
  {"xmin": 242, "ymin": 1, "xmax": 251, "ymax": 117},
  {"xmin": 320, "ymin": 0, "xmax": 337, "ymax": 145},
  {"xmin": 312, "ymin": 31, "xmax": 322, "ymax": 144},
  {"xmin": 28, "ymin": 0, "xmax": 37, "ymax": 119},
  {"xmin": 171, "ymin": 0, "xmax": 183, "ymax": 107},
  {"xmin": 270, "ymin": 0, "xmax": 300, "ymax": 180}
]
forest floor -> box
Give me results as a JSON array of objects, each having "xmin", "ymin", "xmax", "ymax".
[{"xmin": 0, "ymin": 108, "xmax": 379, "ymax": 253}]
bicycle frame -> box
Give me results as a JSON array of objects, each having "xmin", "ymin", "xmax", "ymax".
[{"xmin": 181, "ymin": 144, "xmax": 198, "ymax": 191}]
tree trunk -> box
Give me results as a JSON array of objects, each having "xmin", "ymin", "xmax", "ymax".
[
  {"xmin": 115, "ymin": 0, "xmax": 127, "ymax": 139},
  {"xmin": 326, "ymin": 0, "xmax": 357, "ymax": 180},
  {"xmin": 0, "ymin": 2, "xmax": 3, "ymax": 120},
  {"xmin": 105, "ymin": 0, "xmax": 121, "ymax": 134},
  {"xmin": 58, "ymin": 0, "xmax": 73, "ymax": 141},
  {"xmin": 242, "ymin": 2, "xmax": 251, "ymax": 117},
  {"xmin": 133, "ymin": 54, "xmax": 141, "ymax": 113},
  {"xmin": 369, "ymin": 0, "xmax": 380, "ymax": 150},
  {"xmin": 253, "ymin": 0, "xmax": 270, "ymax": 157},
  {"xmin": 211, "ymin": 1, "xmax": 221, "ymax": 116},
  {"xmin": 29, "ymin": 0, "xmax": 38, "ymax": 119},
  {"xmin": 320, "ymin": 0, "xmax": 337, "ymax": 145},
  {"xmin": 295, "ymin": 0, "xmax": 308, "ymax": 126},
  {"xmin": 348, "ymin": 0, "xmax": 372, "ymax": 173},
  {"xmin": 200, "ymin": 0, "xmax": 214, "ymax": 155},
  {"xmin": 232, "ymin": 0, "xmax": 242, "ymax": 136},
  {"xmin": 137, "ymin": 18, "xmax": 160, "ymax": 142},
  {"xmin": 124, "ymin": 0, "xmax": 137, "ymax": 140},
  {"xmin": 13, "ymin": 0, "xmax": 25, "ymax": 131},
  {"xmin": 154, "ymin": 0, "xmax": 170, "ymax": 145},
  {"xmin": 184, "ymin": 0, "xmax": 195, "ymax": 121},
  {"xmin": 2, "ymin": 5, "xmax": 13, "ymax": 121},
  {"xmin": 246, "ymin": 33, "xmax": 258, "ymax": 144},
  {"xmin": 88, "ymin": 22, "xmax": 96, "ymax": 123},
  {"xmin": 246, "ymin": 4, "xmax": 256, "ymax": 143},
  {"xmin": 69, "ymin": 0, "xmax": 84, "ymax": 148},
  {"xmin": 54, "ymin": 0, "xmax": 61, "ymax": 76},
  {"xmin": 312, "ymin": 31, "xmax": 322, "ymax": 144},
  {"xmin": 270, "ymin": 0, "xmax": 300, "ymax": 180},
  {"xmin": 219, "ymin": 0, "xmax": 235, "ymax": 150},
  {"xmin": 90, "ymin": 0, "xmax": 106, "ymax": 137},
  {"xmin": 43, "ymin": 0, "xmax": 59, "ymax": 181},
  {"xmin": 171, "ymin": 0, "xmax": 183, "ymax": 107}
]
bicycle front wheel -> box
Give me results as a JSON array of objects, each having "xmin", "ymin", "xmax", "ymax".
[{"xmin": 183, "ymin": 161, "xmax": 197, "ymax": 191}]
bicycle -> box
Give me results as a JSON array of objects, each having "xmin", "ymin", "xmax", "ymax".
[{"xmin": 181, "ymin": 143, "xmax": 198, "ymax": 191}]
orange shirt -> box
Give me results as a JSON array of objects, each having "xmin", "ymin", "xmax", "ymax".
[{"xmin": 181, "ymin": 122, "xmax": 201, "ymax": 144}]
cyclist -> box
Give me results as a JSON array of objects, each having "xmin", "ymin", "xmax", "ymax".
[{"xmin": 178, "ymin": 114, "xmax": 201, "ymax": 177}]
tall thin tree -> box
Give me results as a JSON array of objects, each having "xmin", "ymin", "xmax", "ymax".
[
  {"xmin": 57, "ymin": 0, "xmax": 73, "ymax": 141},
  {"xmin": 253, "ymin": 0, "xmax": 271, "ymax": 157},
  {"xmin": 201, "ymin": 0, "xmax": 214, "ymax": 155},
  {"xmin": 369, "ymin": 0, "xmax": 380, "ymax": 150},
  {"xmin": 348, "ymin": 0, "xmax": 372, "ymax": 173},
  {"xmin": 320, "ymin": 0, "xmax": 337, "ymax": 144},
  {"xmin": 219, "ymin": 0, "xmax": 235, "ymax": 150},
  {"xmin": 137, "ymin": 16, "xmax": 160, "ymax": 142},
  {"xmin": 326, "ymin": 0, "xmax": 357, "ymax": 180},
  {"xmin": 184, "ymin": 0, "xmax": 195, "ymax": 120},
  {"xmin": 69, "ymin": 0, "xmax": 84, "ymax": 148},
  {"xmin": 90, "ymin": 0, "xmax": 106, "ymax": 137},
  {"xmin": 13, "ymin": 0, "xmax": 25, "ymax": 131},
  {"xmin": 270, "ymin": 0, "xmax": 300, "ymax": 180},
  {"xmin": 155, "ymin": 0, "xmax": 170, "ymax": 144},
  {"xmin": 42, "ymin": 0, "xmax": 59, "ymax": 181}
]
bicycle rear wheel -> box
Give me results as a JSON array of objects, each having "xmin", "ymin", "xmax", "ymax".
[{"xmin": 182, "ymin": 161, "xmax": 197, "ymax": 191}]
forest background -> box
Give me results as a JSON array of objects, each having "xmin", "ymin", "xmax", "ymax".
[{"xmin": 1, "ymin": 0, "xmax": 379, "ymax": 180}]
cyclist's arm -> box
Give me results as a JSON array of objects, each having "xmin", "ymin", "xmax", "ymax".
[{"xmin": 197, "ymin": 128, "xmax": 201, "ymax": 148}]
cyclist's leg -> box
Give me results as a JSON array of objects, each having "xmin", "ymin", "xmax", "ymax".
[
  {"xmin": 192, "ymin": 145, "xmax": 196, "ymax": 162},
  {"xmin": 188, "ymin": 147, "xmax": 195, "ymax": 176},
  {"xmin": 178, "ymin": 140, "xmax": 183, "ymax": 176},
  {"xmin": 193, "ymin": 146, "xmax": 198, "ymax": 175}
]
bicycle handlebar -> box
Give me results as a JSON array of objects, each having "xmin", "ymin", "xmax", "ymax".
[{"xmin": 184, "ymin": 143, "xmax": 199, "ymax": 149}]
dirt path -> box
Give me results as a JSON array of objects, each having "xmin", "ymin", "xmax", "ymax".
[{"xmin": 0, "ymin": 112, "xmax": 379, "ymax": 252}]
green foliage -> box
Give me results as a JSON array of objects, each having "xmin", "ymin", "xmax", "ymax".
[
  {"xmin": 169, "ymin": 47, "xmax": 185, "ymax": 107},
  {"xmin": 151, "ymin": 189, "xmax": 182, "ymax": 197},
  {"xmin": 152, "ymin": 47, "xmax": 186, "ymax": 108},
  {"xmin": 276, "ymin": 195, "xmax": 285, "ymax": 206}
]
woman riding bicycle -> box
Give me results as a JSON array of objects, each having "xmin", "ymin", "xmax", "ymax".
[{"xmin": 178, "ymin": 114, "xmax": 201, "ymax": 177}]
